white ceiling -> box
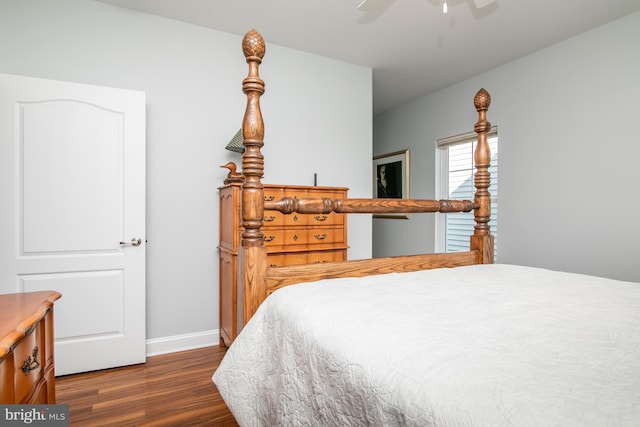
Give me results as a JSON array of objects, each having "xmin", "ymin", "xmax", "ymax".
[{"xmin": 95, "ymin": 0, "xmax": 640, "ymax": 114}]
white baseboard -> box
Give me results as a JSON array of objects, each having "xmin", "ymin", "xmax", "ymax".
[{"xmin": 145, "ymin": 329, "xmax": 220, "ymax": 357}]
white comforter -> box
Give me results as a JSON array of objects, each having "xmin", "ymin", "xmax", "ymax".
[{"xmin": 212, "ymin": 264, "xmax": 640, "ymax": 426}]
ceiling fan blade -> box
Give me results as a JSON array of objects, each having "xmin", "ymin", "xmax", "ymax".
[
  {"xmin": 473, "ymin": 0, "xmax": 496, "ymax": 8},
  {"xmin": 357, "ymin": 0, "xmax": 395, "ymax": 13}
]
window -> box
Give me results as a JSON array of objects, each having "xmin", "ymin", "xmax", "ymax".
[{"xmin": 436, "ymin": 128, "xmax": 498, "ymax": 258}]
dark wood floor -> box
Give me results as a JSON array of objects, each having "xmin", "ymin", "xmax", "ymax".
[{"xmin": 55, "ymin": 346, "xmax": 239, "ymax": 426}]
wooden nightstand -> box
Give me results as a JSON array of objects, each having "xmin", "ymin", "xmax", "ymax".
[{"xmin": 0, "ymin": 291, "xmax": 61, "ymax": 404}]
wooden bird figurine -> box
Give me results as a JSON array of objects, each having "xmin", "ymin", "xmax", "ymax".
[{"xmin": 221, "ymin": 162, "xmax": 244, "ymax": 184}]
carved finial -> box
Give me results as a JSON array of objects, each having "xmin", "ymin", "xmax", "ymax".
[
  {"xmin": 474, "ymin": 88, "xmax": 491, "ymax": 112},
  {"xmin": 221, "ymin": 161, "xmax": 244, "ymax": 184},
  {"xmin": 242, "ymin": 29, "xmax": 265, "ymax": 61}
]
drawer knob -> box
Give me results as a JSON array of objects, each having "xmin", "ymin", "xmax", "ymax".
[
  {"xmin": 314, "ymin": 215, "xmax": 328, "ymax": 222},
  {"xmin": 22, "ymin": 346, "xmax": 40, "ymax": 375},
  {"xmin": 314, "ymin": 233, "xmax": 328, "ymax": 240},
  {"xmin": 264, "ymin": 235, "xmax": 275, "ymax": 242},
  {"xmin": 264, "ymin": 215, "xmax": 276, "ymax": 222}
]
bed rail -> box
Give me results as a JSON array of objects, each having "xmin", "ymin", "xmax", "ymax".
[
  {"xmin": 264, "ymin": 197, "xmax": 475, "ymax": 215},
  {"xmin": 238, "ymin": 29, "xmax": 493, "ymax": 325},
  {"xmin": 266, "ymin": 251, "xmax": 480, "ymax": 293}
]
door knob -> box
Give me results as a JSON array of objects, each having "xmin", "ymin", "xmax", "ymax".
[{"xmin": 119, "ymin": 238, "xmax": 142, "ymax": 247}]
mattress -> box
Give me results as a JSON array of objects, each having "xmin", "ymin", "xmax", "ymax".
[{"xmin": 212, "ymin": 264, "xmax": 640, "ymax": 426}]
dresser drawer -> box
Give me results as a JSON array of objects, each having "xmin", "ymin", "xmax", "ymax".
[
  {"xmin": 13, "ymin": 326, "xmax": 43, "ymax": 403},
  {"xmin": 307, "ymin": 228, "xmax": 345, "ymax": 246},
  {"xmin": 264, "ymin": 225, "xmax": 345, "ymax": 247},
  {"xmin": 307, "ymin": 250, "xmax": 346, "ymax": 264},
  {"xmin": 263, "ymin": 187, "xmax": 284, "ymax": 203},
  {"xmin": 283, "ymin": 212, "xmax": 308, "ymax": 227},
  {"xmin": 267, "ymin": 250, "xmax": 347, "ymax": 267},
  {"xmin": 266, "ymin": 254, "xmax": 286, "ymax": 268},
  {"xmin": 267, "ymin": 252, "xmax": 311, "ymax": 267},
  {"xmin": 263, "ymin": 188, "xmax": 284, "ymax": 227},
  {"xmin": 262, "ymin": 229, "xmax": 284, "ymax": 248},
  {"xmin": 309, "ymin": 212, "xmax": 344, "ymax": 227},
  {"xmin": 263, "ymin": 211, "xmax": 283, "ymax": 227},
  {"xmin": 280, "ymin": 228, "xmax": 345, "ymax": 247}
]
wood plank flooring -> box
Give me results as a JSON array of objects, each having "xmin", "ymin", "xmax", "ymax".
[{"xmin": 55, "ymin": 346, "xmax": 239, "ymax": 426}]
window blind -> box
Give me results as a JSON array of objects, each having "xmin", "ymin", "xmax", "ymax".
[{"xmin": 437, "ymin": 128, "xmax": 498, "ymax": 257}]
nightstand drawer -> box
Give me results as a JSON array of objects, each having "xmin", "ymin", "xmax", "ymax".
[
  {"xmin": 0, "ymin": 291, "xmax": 60, "ymax": 404},
  {"xmin": 13, "ymin": 326, "xmax": 43, "ymax": 403}
]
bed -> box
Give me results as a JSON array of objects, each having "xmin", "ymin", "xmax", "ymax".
[{"xmin": 213, "ymin": 29, "xmax": 640, "ymax": 426}]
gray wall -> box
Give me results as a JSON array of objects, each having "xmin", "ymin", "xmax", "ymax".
[
  {"xmin": 374, "ymin": 11, "xmax": 640, "ymax": 283},
  {"xmin": 0, "ymin": 0, "xmax": 373, "ymax": 351}
]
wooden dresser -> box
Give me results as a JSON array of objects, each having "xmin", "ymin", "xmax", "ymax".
[
  {"xmin": 0, "ymin": 291, "xmax": 61, "ymax": 404},
  {"xmin": 219, "ymin": 183, "xmax": 348, "ymax": 346}
]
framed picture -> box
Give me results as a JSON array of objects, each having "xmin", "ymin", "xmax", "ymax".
[{"xmin": 373, "ymin": 149, "xmax": 409, "ymax": 219}]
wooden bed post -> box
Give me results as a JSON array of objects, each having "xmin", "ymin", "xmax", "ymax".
[
  {"xmin": 240, "ymin": 30, "xmax": 268, "ymax": 325},
  {"xmin": 470, "ymin": 88, "xmax": 494, "ymax": 263}
]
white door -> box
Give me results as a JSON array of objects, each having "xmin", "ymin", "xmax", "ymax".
[{"xmin": 0, "ymin": 73, "xmax": 146, "ymax": 376}]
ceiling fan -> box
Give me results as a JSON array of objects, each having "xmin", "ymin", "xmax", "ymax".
[{"xmin": 357, "ymin": 0, "xmax": 497, "ymax": 21}]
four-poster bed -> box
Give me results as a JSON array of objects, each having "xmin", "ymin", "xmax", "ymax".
[
  {"xmin": 236, "ymin": 29, "xmax": 494, "ymax": 326},
  {"xmin": 213, "ymin": 29, "xmax": 640, "ymax": 426}
]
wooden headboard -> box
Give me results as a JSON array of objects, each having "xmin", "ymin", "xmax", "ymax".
[{"xmin": 237, "ymin": 29, "xmax": 493, "ymax": 324}]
